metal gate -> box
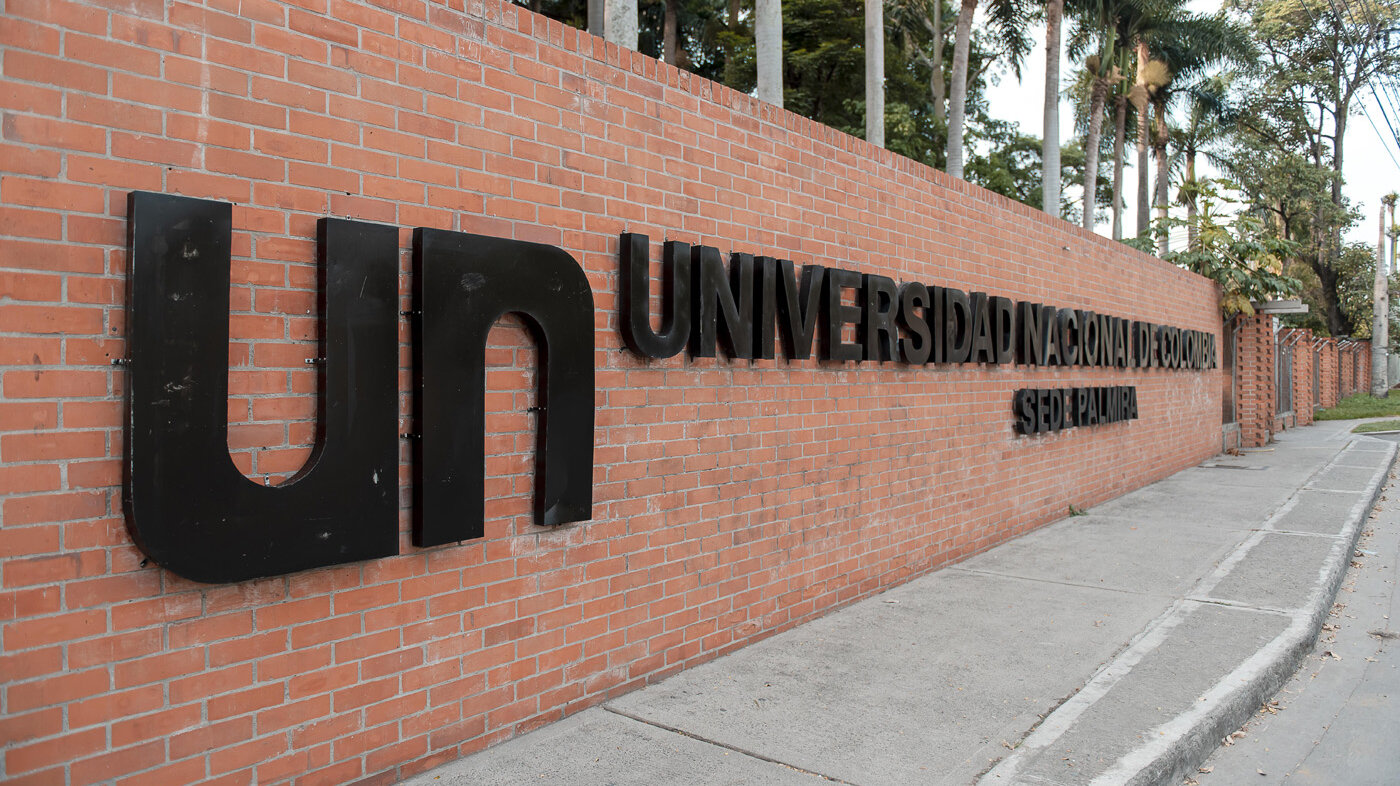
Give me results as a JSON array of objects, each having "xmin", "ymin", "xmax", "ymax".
[
  {"xmin": 1223, "ymin": 318, "xmax": 1241, "ymax": 424},
  {"xmin": 1313, "ymin": 340, "xmax": 1322, "ymax": 409},
  {"xmin": 1276, "ymin": 332, "xmax": 1294, "ymax": 418}
]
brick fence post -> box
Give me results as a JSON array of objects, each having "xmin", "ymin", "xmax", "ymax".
[
  {"xmin": 1340, "ymin": 341, "xmax": 1355, "ymax": 399},
  {"xmin": 1288, "ymin": 328, "xmax": 1315, "ymax": 426},
  {"xmin": 1318, "ymin": 338, "xmax": 1339, "ymax": 408},
  {"xmin": 1236, "ymin": 313, "xmax": 1277, "ymax": 447}
]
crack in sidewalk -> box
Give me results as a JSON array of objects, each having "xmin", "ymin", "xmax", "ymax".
[{"xmin": 600, "ymin": 704, "xmax": 861, "ymax": 785}]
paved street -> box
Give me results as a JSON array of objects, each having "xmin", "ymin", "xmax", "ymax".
[
  {"xmin": 1194, "ymin": 461, "xmax": 1400, "ymax": 786},
  {"xmin": 405, "ymin": 422, "xmax": 1396, "ymax": 786}
]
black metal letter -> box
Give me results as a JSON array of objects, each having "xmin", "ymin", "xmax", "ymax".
[
  {"xmin": 1014, "ymin": 389, "xmax": 1036, "ymax": 434},
  {"xmin": 413, "ymin": 229, "xmax": 594, "ymax": 547},
  {"xmin": 991, "ymin": 296, "xmax": 1015, "ymax": 364},
  {"xmin": 123, "ymin": 192, "xmax": 399, "ymax": 583},
  {"xmin": 968, "ymin": 292, "xmax": 995, "ymax": 364},
  {"xmin": 1057, "ymin": 308, "xmax": 1080, "ymax": 366},
  {"xmin": 1017, "ymin": 301, "xmax": 1045, "ymax": 365},
  {"xmin": 619, "ymin": 233, "xmax": 691, "ymax": 359},
  {"xmin": 691, "ymin": 246, "xmax": 755, "ymax": 359},
  {"xmin": 897, "ymin": 282, "xmax": 932, "ymax": 365},
  {"xmin": 943, "ymin": 287, "xmax": 972, "ymax": 364},
  {"xmin": 822, "ymin": 268, "xmax": 865, "ymax": 362},
  {"xmin": 862, "ymin": 274, "xmax": 899, "ymax": 362},
  {"xmin": 754, "ymin": 256, "xmax": 779, "ymax": 360},
  {"xmin": 776, "ymin": 261, "xmax": 824, "ymax": 360}
]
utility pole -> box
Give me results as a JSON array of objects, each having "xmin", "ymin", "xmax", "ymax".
[
  {"xmin": 1374, "ymin": 198, "xmax": 1391, "ymax": 396},
  {"xmin": 1388, "ymin": 193, "xmax": 1398, "ymax": 274}
]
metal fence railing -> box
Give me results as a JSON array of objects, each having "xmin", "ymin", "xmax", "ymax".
[
  {"xmin": 1276, "ymin": 330, "xmax": 1295, "ymax": 418},
  {"xmin": 1223, "ymin": 318, "xmax": 1241, "ymax": 425}
]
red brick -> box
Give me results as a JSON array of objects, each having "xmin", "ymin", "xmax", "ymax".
[
  {"xmin": 0, "ymin": 4, "xmax": 1231, "ymax": 785},
  {"xmin": 5, "ymin": 491, "xmax": 108, "ymax": 525},
  {"xmin": 5, "ymin": 727, "xmax": 106, "ymax": 774},
  {"xmin": 7, "ymin": 666, "xmax": 109, "ymax": 714},
  {"xmin": 3, "ymin": 550, "xmax": 107, "ymax": 587},
  {"xmin": 3, "ymin": 49, "xmax": 108, "ymax": 93}
]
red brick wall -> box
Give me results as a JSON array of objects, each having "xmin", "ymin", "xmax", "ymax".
[
  {"xmin": 1235, "ymin": 314, "xmax": 1275, "ymax": 447},
  {"xmin": 0, "ymin": 1, "xmax": 1223, "ymax": 783},
  {"xmin": 1317, "ymin": 338, "xmax": 1340, "ymax": 408},
  {"xmin": 1336, "ymin": 340, "xmax": 1370, "ymax": 398}
]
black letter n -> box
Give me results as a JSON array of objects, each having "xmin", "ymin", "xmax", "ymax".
[{"xmin": 412, "ymin": 230, "xmax": 595, "ymax": 547}]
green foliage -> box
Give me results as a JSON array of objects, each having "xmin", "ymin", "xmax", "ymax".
[
  {"xmin": 1146, "ymin": 180, "xmax": 1301, "ymax": 316},
  {"xmin": 782, "ymin": 0, "xmax": 867, "ymax": 127},
  {"xmin": 515, "ymin": 0, "xmax": 1062, "ymax": 212},
  {"xmin": 1351, "ymin": 419, "xmax": 1400, "ymax": 434},
  {"xmin": 964, "ymin": 119, "xmax": 1090, "ymax": 220},
  {"xmin": 1317, "ymin": 392, "xmax": 1400, "ymax": 421},
  {"xmin": 1335, "ymin": 243, "xmax": 1381, "ymax": 338},
  {"xmin": 1219, "ymin": 0, "xmax": 1400, "ymax": 335}
]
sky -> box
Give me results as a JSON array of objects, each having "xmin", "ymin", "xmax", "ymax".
[{"xmin": 979, "ymin": 1, "xmax": 1400, "ymax": 248}]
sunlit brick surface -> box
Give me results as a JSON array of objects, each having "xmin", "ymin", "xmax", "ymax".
[{"xmin": 1, "ymin": 1, "xmax": 1223, "ymax": 783}]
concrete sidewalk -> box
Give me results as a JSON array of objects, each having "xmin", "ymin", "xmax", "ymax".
[{"xmin": 402, "ymin": 421, "xmax": 1396, "ymax": 786}]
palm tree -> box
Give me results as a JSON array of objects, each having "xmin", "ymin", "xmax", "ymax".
[
  {"xmin": 1043, "ymin": 0, "xmax": 1065, "ymax": 214},
  {"xmin": 1066, "ymin": 0, "xmax": 1136, "ymax": 229},
  {"xmin": 1134, "ymin": 37, "xmax": 1151, "ymax": 236},
  {"xmin": 1067, "ymin": 0, "xmax": 1173, "ymax": 232},
  {"xmin": 888, "ymin": 0, "xmax": 948, "ymax": 151},
  {"xmin": 1076, "ymin": 55, "xmax": 1118, "ymax": 228},
  {"xmin": 1110, "ymin": 58, "xmax": 1131, "ymax": 239},
  {"xmin": 1173, "ymin": 76, "xmax": 1233, "ymax": 248},
  {"xmin": 946, "ymin": 0, "xmax": 1028, "ymax": 178},
  {"xmin": 1142, "ymin": 11, "xmax": 1253, "ymax": 253}
]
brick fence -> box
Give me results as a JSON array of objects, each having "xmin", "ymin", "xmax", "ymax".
[
  {"xmin": 0, "ymin": 1, "xmax": 1224, "ymax": 783},
  {"xmin": 1230, "ymin": 321, "xmax": 1374, "ymax": 448}
]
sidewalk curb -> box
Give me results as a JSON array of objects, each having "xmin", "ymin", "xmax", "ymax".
[{"xmin": 1126, "ymin": 439, "xmax": 1397, "ymax": 786}]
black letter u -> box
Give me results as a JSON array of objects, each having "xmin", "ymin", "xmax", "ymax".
[{"xmin": 123, "ymin": 192, "xmax": 400, "ymax": 583}]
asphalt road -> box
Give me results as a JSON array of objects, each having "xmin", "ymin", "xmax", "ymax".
[{"xmin": 1193, "ymin": 464, "xmax": 1400, "ymax": 786}]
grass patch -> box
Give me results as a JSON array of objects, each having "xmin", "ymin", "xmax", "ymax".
[
  {"xmin": 1352, "ymin": 419, "xmax": 1400, "ymax": 433},
  {"xmin": 1315, "ymin": 391, "xmax": 1400, "ymax": 421}
]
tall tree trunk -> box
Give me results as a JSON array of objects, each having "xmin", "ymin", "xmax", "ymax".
[
  {"xmin": 933, "ymin": 0, "xmax": 946, "ymax": 124},
  {"xmin": 1153, "ymin": 99, "xmax": 1169, "ymax": 255},
  {"xmin": 755, "ymin": 0, "xmax": 783, "ymax": 106},
  {"xmin": 1374, "ymin": 201, "xmax": 1389, "ymax": 395},
  {"xmin": 1082, "ymin": 77, "xmax": 1109, "ymax": 230},
  {"xmin": 589, "ymin": 0, "xmax": 604, "ymax": 36},
  {"xmin": 604, "ymin": 0, "xmax": 638, "ymax": 47},
  {"xmin": 1312, "ymin": 258, "xmax": 1348, "ymax": 336},
  {"xmin": 1042, "ymin": 0, "xmax": 1062, "ymax": 215},
  {"xmin": 1330, "ymin": 100, "xmax": 1348, "ymax": 271},
  {"xmin": 663, "ymin": 0, "xmax": 678, "ymax": 65},
  {"xmin": 1135, "ymin": 40, "xmax": 1150, "ymax": 237},
  {"xmin": 729, "ymin": 0, "xmax": 739, "ymax": 24},
  {"xmin": 1185, "ymin": 148, "xmax": 1198, "ymax": 249},
  {"xmin": 865, "ymin": 0, "xmax": 884, "ymax": 146},
  {"xmin": 945, "ymin": 0, "xmax": 977, "ymax": 178},
  {"xmin": 1111, "ymin": 93, "xmax": 1127, "ymax": 240}
]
